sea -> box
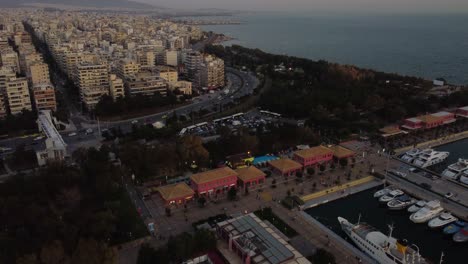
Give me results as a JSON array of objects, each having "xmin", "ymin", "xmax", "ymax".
[{"xmin": 200, "ymin": 12, "xmax": 468, "ymax": 85}]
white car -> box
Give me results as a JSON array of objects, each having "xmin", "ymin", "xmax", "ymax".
[
  {"xmin": 68, "ymin": 132, "xmax": 77, "ymax": 137},
  {"xmin": 131, "ymin": 120, "xmax": 139, "ymax": 124},
  {"xmin": 34, "ymin": 136, "xmax": 44, "ymax": 141}
]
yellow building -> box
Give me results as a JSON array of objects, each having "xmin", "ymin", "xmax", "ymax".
[
  {"xmin": 109, "ymin": 74, "xmax": 125, "ymax": 100},
  {"xmin": 156, "ymin": 65, "xmax": 178, "ymax": 84},
  {"xmin": 169, "ymin": 81, "xmax": 192, "ymax": 95},
  {"xmin": 200, "ymin": 55, "xmax": 225, "ymax": 89},
  {"xmin": 28, "ymin": 62, "xmax": 50, "ymax": 86},
  {"xmin": 126, "ymin": 73, "xmax": 167, "ymax": 97},
  {"xmin": 0, "ymin": 50, "xmax": 20, "ymax": 73},
  {"xmin": 116, "ymin": 59, "xmax": 140, "ymax": 80},
  {"xmin": 5, "ymin": 77, "xmax": 32, "ymax": 115}
]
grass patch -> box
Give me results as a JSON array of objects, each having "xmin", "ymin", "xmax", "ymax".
[{"xmin": 254, "ymin": 207, "xmax": 298, "ymax": 238}]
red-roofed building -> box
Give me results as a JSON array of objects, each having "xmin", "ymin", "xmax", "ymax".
[
  {"xmin": 402, "ymin": 111, "xmax": 456, "ymax": 130},
  {"xmin": 190, "ymin": 167, "xmax": 238, "ymax": 196},
  {"xmin": 293, "ymin": 146, "xmax": 333, "ymax": 167}
]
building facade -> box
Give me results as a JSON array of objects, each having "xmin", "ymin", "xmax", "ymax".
[
  {"xmin": 32, "ymin": 83, "xmax": 56, "ymax": 111},
  {"xmin": 109, "ymin": 74, "xmax": 125, "ymax": 100},
  {"xmin": 5, "ymin": 77, "xmax": 32, "ymax": 115},
  {"xmin": 28, "ymin": 62, "xmax": 50, "ymax": 85},
  {"xmin": 73, "ymin": 63, "xmax": 110, "ymax": 109},
  {"xmin": 293, "ymin": 146, "xmax": 333, "ymax": 167},
  {"xmin": 190, "ymin": 167, "xmax": 238, "ymax": 195}
]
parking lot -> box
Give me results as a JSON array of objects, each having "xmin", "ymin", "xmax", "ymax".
[{"xmin": 179, "ymin": 110, "xmax": 283, "ymax": 138}]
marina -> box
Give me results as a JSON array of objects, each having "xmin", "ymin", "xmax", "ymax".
[{"xmin": 306, "ymin": 188, "xmax": 465, "ymax": 264}]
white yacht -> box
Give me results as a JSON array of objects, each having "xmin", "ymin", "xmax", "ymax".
[
  {"xmin": 459, "ymin": 170, "xmax": 468, "ymax": 185},
  {"xmin": 428, "ymin": 212, "xmax": 458, "ymax": 228},
  {"xmin": 387, "ymin": 195, "xmax": 416, "ymax": 210},
  {"xmin": 409, "ymin": 200, "xmax": 444, "ymax": 223},
  {"xmin": 338, "ymin": 217, "xmax": 428, "ymax": 264},
  {"xmin": 374, "ymin": 186, "xmax": 395, "ymax": 198},
  {"xmin": 400, "ymin": 149, "xmax": 422, "ymax": 163},
  {"xmin": 379, "ymin": 189, "xmax": 404, "ymax": 203},
  {"xmin": 413, "ymin": 149, "xmax": 449, "ymax": 168},
  {"xmin": 441, "ymin": 159, "xmax": 468, "ymax": 179},
  {"xmin": 407, "ymin": 200, "xmax": 427, "ymax": 213}
]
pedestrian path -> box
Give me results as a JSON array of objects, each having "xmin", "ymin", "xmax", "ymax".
[{"xmin": 300, "ymin": 176, "xmax": 376, "ymax": 203}]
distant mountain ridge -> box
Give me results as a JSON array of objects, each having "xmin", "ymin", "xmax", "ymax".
[{"xmin": 1, "ymin": 0, "xmax": 160, "ymax": 9}]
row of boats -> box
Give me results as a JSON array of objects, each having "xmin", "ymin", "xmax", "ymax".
[
  {"xmin": 401, "ymin": 148, "xmax": 468, "ymax": 184},
  {"xmin": 374, "ymin": 186, "xmax": 467, "ymax": 242}
]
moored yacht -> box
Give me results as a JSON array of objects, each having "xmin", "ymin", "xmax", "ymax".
[
  {"xmin": 409, "ymin": 200, "xmax": 444, "ymax": 223},
  {"xmin": 338, "ymin": 217, "xmax": 428, "ymax": 264},
  {"xmin": 453, "ymin": 227, "xmax": 468, "ymax": 243},
  {"xmin": 387, "ymin": 195, "xmax": 416, "ymax": 210},
  {"xmin": 374, "ymin": 186, "xmax": 395, "ymax": 198},
  {"xmin": 379, "ymin": 189, "xmax": 404, "ymax": 203},
  {"xmin": 412, "ymin": 149, "xmax": 449, "ymax": 168},
  {"xmin": 401, "ymin": 149, "xmax": 422, "ymax": 163},
  {"xmin": 443, "ymin": 221, "xmax": 466, "ymax": 235},
  {"xmin": 427, "ymin": 212, "xmax": 457, "ymax": 228},
  {"xmin": 407, "ymin": 200, "xmax": 427, "ymax": 213},
  {"xmin": 459, "ymin": 170, "xmax": 468, "ymax": 185},
  {"xmin": 441, "ymin": 158, "xmax": 468, "ymax": 179}
]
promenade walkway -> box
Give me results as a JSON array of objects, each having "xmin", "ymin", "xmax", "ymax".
[{"xmin": 395, "ymin": 130, "xmax": 468, "ymax": 154}]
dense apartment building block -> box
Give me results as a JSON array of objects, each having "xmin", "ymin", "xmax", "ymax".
[
  {"xmin": 109, "ymin": 74, "xmax": 125, "ymax": 100},
  {"xmin": 73, "ymin": 63, "xmax": 110, "ymax": 109},
  {"xmin": 200, "ymin": 55, "xmax": 225, "ymax": 89},
  {"xmin": 5, "ymin": 77, "xmax": 32, "ymax": 115},
  {"xmin": 28, "ymin": 62, "xmax": 50, "ymax": 86}
]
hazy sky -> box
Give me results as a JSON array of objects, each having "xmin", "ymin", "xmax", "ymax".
[{"xmin": 135, "ymin": 0, "xmax": 468, "ymax": 13}]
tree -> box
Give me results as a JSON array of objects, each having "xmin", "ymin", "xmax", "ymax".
[
  {"xmin": 339, "ymin": 158, "xmax": 348, "ymax": 168},
  {"xmin": 177, "ymin": 135, "xmax": 209, "ymax": 166},
  {"xmin": 71, "ymin": 238, "xmax": 117, "ymax": 264},
  {"xmin": 307, "ymin": 248, "xmax": 336, "ymax": 264},
  {"xmin": 40, "ymin": 240, "xmax": 68, "ymax": 264},
  {"xmin": 319, "ymin": 164, "xmax": 326, "ymax": 174},
  {"xmin": 197, "ymin": 197, "xmax": 206, "ymax": 207},
  {"xmin": 227, "ymin": 187, "xmax": 237, "ymax": 201}
]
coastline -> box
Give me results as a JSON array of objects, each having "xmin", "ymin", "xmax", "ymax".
[
  {"xmin": 395, "ymin": 130, "xmax": 468, "ymax": 154},
  {"xmin": 200, "ymin": 13, "xmax": 468, "ymax": 85}
]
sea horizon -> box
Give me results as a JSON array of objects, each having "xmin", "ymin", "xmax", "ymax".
[{"xmin": 200, "ymin": 12, "xmax": 468, "ymax": 85}]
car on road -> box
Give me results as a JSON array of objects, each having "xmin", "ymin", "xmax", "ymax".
[
  {"xmin": 420, "ymin": 182, "xmax": 432, "ymax": 190},
  {"xmin": 68, "ymin": 132, "xmax": 77, "ymax": 137},
  {"xmin": 131, "ymin": 120, "xmax": 139, "ymax": 124},
  {"xmin": 85, "ymin": 128, "xmax": 93, "ymax": 135},
  {"xmin": 34, "ymin": 136, "xmax": 44, "ymax": 141},
  {"xmin": 408, "ymin": 167, "xmax": 420, "ymax": 173},
  {"xmin": 444, "ymin": 192, "xmax": 454, "ymax": 198}
]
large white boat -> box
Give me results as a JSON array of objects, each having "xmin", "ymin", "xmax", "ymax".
[
  {"xmin": 407, "ymin": 200, "xmax": 427, "ymax": 213},
  {"xmin": 409, "ymin": 200, "xmax": 444, "ymax": 223},
  {"xmin": 400, "ymin": 149, "xmax": 423, "ymax": 163},
  {"xmin": 374, "ymin": 186, "xmax": 395, "ymax": 198},
  {"xmin": 379, "ymin": 190, "xmax": 405, "ymax": 203},
  {"xmin": 412, "ymin": 150, "xmax": 449, "ymax": 168},
  {"xmin": 338, "ymin": 217, "xmax": 428, "ymax": 264},
  {"xmin": 441, "ymin": 159, "xmax": 468, "ymax": 179},
  {"xmin": 387, "ymin": 195, "xmax": 416, "ymax": 210},
  {"xmin": 459, "ymin": 170, "xmax": 468, "ymax": 185},
  {"xmin": 427, "ymin": 212, "xmax": 458, "ymax": 228}
]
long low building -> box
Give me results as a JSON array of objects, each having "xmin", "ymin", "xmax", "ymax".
[
  {"xmin": 402, "ymin": 111, "xmax": 456, "ymax": 130},
  {"xmin": 157, "ymin": 182, "xmax": 194, "ymax": 205},
  {"xmin": 293, "ymin": 146, "xmax": 333, "ymax": 167},
  {"xmin": 268, "ymin": 158, "xmax": 302, "ymax": 177},
  {"xmin": 190, "ymin": 167, "xmax": 238, "ymax": 195},
  {"xmin": 216, "ymin": 213, "xmax": 311, "ymax": 264}
]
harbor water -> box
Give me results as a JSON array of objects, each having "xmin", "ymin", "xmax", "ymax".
[
  {"xmin": 433, "ymin": 138, "xmax": 468, "ymax": 173},
  {"xmin": 305, "ymin": 188, "xmax": 465, "ymax": 264}
]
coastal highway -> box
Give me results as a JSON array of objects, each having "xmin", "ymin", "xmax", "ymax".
[{"xmin": 0, "ymin": 68, "xmax": 258, "ymax": 157}]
